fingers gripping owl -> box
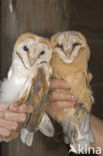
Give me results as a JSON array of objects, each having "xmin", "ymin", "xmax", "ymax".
[
  {"xmin": 49, "ymin": 31, "xmax": 95, "ymax": 153},
  {"xmin": 0, "ymin": 31, "xmax": 95, "ymax": 153},
  {"xmin": 0, "ymin": 33, "xmax": 54, "ymax": 146}
]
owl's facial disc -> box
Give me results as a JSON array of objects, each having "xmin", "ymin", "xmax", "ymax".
[
  {"xmin": 16, "ymin": 38, "xmax": 52, "ymax": 69},
  {"xmin": 16, "ymin": 38, "xmax": 36, "ymax": 69},
  {"xmin": 55, "ymin": 33, "xmax": 85, "ymax": 62}
]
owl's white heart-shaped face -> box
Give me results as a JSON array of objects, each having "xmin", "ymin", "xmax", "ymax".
[
  {"xmin": 50, "ymin": 31, "xmax": 90, "ymax": 63},
  {"xmin": 13, "ymin": 33, "xmax": 52, "ymax": 69}
]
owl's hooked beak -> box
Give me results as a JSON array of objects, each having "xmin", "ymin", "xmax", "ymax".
[
  {"xmin": 30, "ymin": 59, "xmax": 48, "ymax": 69},
  {"xmin": 64, "ymin": 48, "xmax": 72, "ymax": 59},
  {"xmin": 29, "ymin": 57, "xmax": 37, "ymax": 67},
  {"xmin": 29, "ymin": 51, "xmax": 52, "ymax": 69}
]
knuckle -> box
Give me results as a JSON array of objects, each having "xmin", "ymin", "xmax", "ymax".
[
  {"xmin": 20, "ymin": 104, "xmax": 26, "ymax": 111},
  {"xmin": 51, "ymin": 92, "xmax": 56, "ymax": 99},
  {"xmin": 4, "ymin": 111, "xmax": 9, "ymax": 119},
  {"xmin": 12, "ymin": 123, "xmax": 18, "ymax": 130},
  {"xmin": 4, "ymin": 130, "xmax": 10, "ymax": 137},
  {"xmin": 0, "ymin": 118, "xmax": 3, "ymax": 123},
  {"xmin": 0, "ymin": 128, "xmax": 9, "ymax": 137},
  {"xmin": 28, "ymin": 107, "xmax": 33, "ymax": 113},
  {"xmin": 21, "ymin": 114, "xmax": 26, "ymax": 122},
  {"xmin": 19, "ymin": 106, "xmax": 23, "ymax": 113},
  {"xmin": 55, "ymin": 101, "xmax": 60, "ymax": 108}
]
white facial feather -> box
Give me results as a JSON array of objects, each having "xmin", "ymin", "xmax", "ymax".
[
  {"xmin": 16, "ymin": 38, "xmax": 36, "ymax": 69},
  {"xmin": 52, "ymin": 31, "xmax": 85, "ymax": 63},
  {"xmin": 0, "ymin": 33, "xmax": 52, "ymax": 104},
  {"xmin": 16, "ymin": 38, "xmax": 52, "ymax": 69}
]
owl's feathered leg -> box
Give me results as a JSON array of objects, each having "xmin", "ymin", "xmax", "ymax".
[
  {"xmin": 21, "ymin": 113, "xmax": 54, "ymax": 146},
  {"xmin": 62, "ymin": 116, "xmax": 78, "ymax": 145},
  {"xmin": 76, "ymin": 103, "xmax": 94, "ymax": 139},
  {"xmin": 63, "ymin": 103, "xmax": 95, "ymax": 153}
]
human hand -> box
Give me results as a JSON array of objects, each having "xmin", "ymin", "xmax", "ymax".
[
  {"xmin": 46, "ymin": 73, "xmax": 93, "ymax": 119},
  {"xmin": 0, "ymin": 73, "xmax": 92, "ymax": 141},
  {"xmin": 46, "ymin": 79, "xmax": 76, "ymax": 119},
  {"xmin": 0, "ymin": 102, "xmax": 33, "ymax": 142},
  {"xmin": 88, "ymin": 72, "xmax": 93, "ymax": 82}
]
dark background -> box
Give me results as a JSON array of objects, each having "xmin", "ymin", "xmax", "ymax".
[{"xmin": 0, "ymin": 0, "xmax": 103, "ymax": 156}]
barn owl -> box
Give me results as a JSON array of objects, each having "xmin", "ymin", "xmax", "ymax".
[
  {"xmin": 0, "ymin": 33, "xmax": 54, "ymax": 146},
  {"xmin": 50, "ymin": 31, "xmax": 95, "ymax": 153}
]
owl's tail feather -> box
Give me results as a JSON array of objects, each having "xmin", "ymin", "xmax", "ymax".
[
  {"xmin": 20, "ymin": 113, "xmax": 55, "ymax": 146},
  {"xmin": 20, "ymin": 128, "xmax": 34, "ymax": 146},
  {"xmin": 38, "ymin": 113, "xmax": 55, "ymax": 137}
]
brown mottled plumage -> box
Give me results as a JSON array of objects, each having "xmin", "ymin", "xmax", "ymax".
[
  {"xmin": 50, "ymin": 31, "xmax": 94, "ymax": 153},
  {"xmin": 0, "ymin": 33, "xmax": 54, "ymax": 146}
]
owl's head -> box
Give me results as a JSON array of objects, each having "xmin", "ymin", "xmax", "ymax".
[
  {"xmin": 13, "ymin": 33, "xmax": 52, "ymax": 69},
  {"xmin": 50, "ymin": 31, "xmax": 90, "ymax": 63}
]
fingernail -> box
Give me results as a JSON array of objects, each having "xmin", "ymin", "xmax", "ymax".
[
  {"xmin": 9, "ymin": 105, "xmax": 17, "ymax": 112},
  {"xmin": 72, "ymin": 95, "xmax": 75, "ymax": 99}
]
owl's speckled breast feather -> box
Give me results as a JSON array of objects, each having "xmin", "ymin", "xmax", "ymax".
[{"xmin": 50, "ymin": 49, "xmax": 92, "ymax": 116}]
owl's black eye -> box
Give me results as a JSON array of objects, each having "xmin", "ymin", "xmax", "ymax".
[
  {"xmin": 23, "ymin": 46, "xmax": 28, "ymax": 51},
  {"xmin": 57, "ymin": 44, "xmax": 63, "ymax": 50},
  {"xmin": 72, "ymin": 43, "xmax": 80, "ymax": 49},
  {"xmin": 40, "ymin": 51, "xmax": 45, "ymax": 55}
]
